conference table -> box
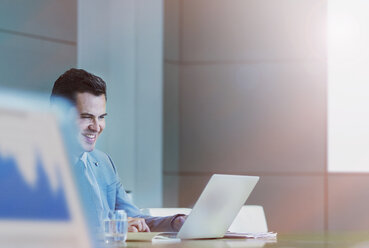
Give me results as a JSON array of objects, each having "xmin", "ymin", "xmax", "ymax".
[{"xmin": 122, "ymin": 233, "xmax": 369, "ymax": 248}]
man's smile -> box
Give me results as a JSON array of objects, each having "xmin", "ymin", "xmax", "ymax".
[{"xmin": 83, "ymin": 133, "xmax": 97, "ymax": 143}]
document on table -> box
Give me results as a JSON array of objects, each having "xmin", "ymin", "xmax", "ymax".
[
  {"xmin": 224, "ymin": 232, "xmax": 277, "ymax": 239},
  {"xmin": 127, "ymin": 232, "xmax": 181, "ymax": 243}
]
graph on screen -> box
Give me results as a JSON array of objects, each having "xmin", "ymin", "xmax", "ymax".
[
  {"xmin": 0, "ymin": 153, "xmax": 70, "ymax": 220},
  {"xmin": 0, "ymin": 109, "xmax": 71, "ymax": 221}
]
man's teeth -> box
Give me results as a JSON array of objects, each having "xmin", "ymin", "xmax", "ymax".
[{"xmin": 85, "ymin": 134, "xmax": 95, "ymax": 138}]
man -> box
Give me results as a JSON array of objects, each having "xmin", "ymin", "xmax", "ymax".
[{"xmin": 51, "ymin": 68, "xmax": 185, "ymax": 232}]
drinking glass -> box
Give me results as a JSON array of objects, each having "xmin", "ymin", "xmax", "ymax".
[{"xmin": 104, "ymin": 210, "xmax": 128, "ymax": 245}]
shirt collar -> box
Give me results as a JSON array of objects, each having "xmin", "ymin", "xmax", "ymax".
[{"xmin": 80, "ymin": 152, "xmax": 88, "ymax": 168}]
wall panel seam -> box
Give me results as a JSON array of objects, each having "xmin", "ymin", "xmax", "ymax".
[
  {"xmin": 0, "ymin": 28, "xmax": 76, "ymax": 46},
  {"xmin": 163, "ymin": 171, "xmax": 331, "ymax": 176},
  {"xmin": 164, "ymin": 59, "xmax": 325, "ymax": 65}
]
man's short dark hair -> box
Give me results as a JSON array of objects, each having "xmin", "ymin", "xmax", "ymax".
[{"xmin": 51, "ymin": 68, "xmax": 107, "ymax": 105}]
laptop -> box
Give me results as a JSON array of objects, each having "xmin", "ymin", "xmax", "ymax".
[
  {"xmin": 0, "ymin": 90, "xmax": 92, "ymax": 248},
  {"xmin": 128, "ymin": 174, "xmax": 259, "ymax": 242},
  {"xmin": 137, "ymin": 174, "xmax": 258, "ymax": 241},
  {"xmin": 177, "ymin": 174, "xmax": 259, "ymax": 239}
]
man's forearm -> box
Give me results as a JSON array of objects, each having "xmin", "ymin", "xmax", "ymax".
[{"xmin": 133, "ymin": 214, "xmax": 185, "ymax": 232}]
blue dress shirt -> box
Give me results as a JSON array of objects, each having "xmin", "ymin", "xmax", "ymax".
[{"xmin": 72, "ymin": 149, "xmax": 179, "ymax": 232}]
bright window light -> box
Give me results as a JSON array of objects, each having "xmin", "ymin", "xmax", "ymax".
[{"xmin": 328, "ymin": 0, "xmax": 369, "ymax": 172}]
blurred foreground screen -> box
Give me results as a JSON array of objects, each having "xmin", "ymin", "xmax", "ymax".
[{"xmin": 0, "ymin": 90, "xmax": 91, "ymax": 248}]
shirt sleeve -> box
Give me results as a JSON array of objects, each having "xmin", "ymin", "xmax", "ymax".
[
  {"xmin": 138, "ymin": 214, "xmax": 186, "ymax": 232},
  {"xmin": 105, "ymin": 154, "xmax": 141, "ymax": 216}
]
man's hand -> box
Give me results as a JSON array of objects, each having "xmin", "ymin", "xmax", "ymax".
[
  {"xmin": 127, "ymin": 217, "xmax": 150, "ymax": 232},
  {"xmin": 171, "ymin": 215, "xmax": 187, "ymax": 232}
]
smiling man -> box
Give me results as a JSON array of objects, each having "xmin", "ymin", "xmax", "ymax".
[
  {"xmin": 76, "ymin": 92, "xmax": 107, "ymax": 152},
  {"xmin": 51, "ymin": 68, "xmax": 185, "ymax": 233}
]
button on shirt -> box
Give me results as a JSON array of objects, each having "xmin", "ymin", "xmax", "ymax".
[
  {"xmin": 80, "ymin": 152, "xmax": 105, "ymax": 218},
  {"xmin": 74, "ymin": 152, "xmax": 109, "ymax": 228}
]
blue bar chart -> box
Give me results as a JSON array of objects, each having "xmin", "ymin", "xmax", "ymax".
[{"xmin": 0, "ymin": 153, "xmax": 70, "ymax": 220}]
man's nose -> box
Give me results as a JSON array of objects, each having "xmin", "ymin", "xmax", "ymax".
[{"xmin": 89, "ymin": 119, "xmax": 100, "ymax": 132}]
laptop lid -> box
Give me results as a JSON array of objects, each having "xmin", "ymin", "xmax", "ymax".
[
  {"xmin": 177, "ymin": 174, "xmax": 259, "ymax": 239},
  {"xmin": 0, "ymin": 90, "xmax": 91, "ymax": 248}
]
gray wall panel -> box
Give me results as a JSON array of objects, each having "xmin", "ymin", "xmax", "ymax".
[
  {"xmin": 328, "ymin": 175, "xmax": 369, "ymax": 231},
  {"xmin": 164, "ymin": 0, "xmax": 180, "ymax": 61},
  {"xmin": 0, "ymin": 0, "xmax": 77, "ymax": 42},
  {"xmin": 250, "ymin": 175, "xmax": 325, "ymax": 233},
  {"xmin": 0, "ymin": 33, "xmax": 76, "ymax": 92},
  {"xmin": 179, "ymin": 63, "xmax": 326, "ymax": 173},
  {"xmin": 164, "ymin": 63, "xmax": 180, "ymax": 172},
  {"xmin": 181, "ymin": 0, "xmax": 326, "ymax": 61},
  {"xmin": 178, "ymin": 174, "xmax": 212, "ymax": 207},
  {"xmin": 163, "ymin": 174, "xmax": 180, "ymax": 207}
]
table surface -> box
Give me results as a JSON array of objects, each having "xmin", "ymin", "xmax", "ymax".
[{"xmin": 121, "ymin": 233, "xmax": 369, "ymax": 248}]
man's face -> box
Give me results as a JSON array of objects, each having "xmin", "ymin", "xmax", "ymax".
[{"xmin": 75, "ymin": 92, "xmax": 107, "ymax": 152}]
